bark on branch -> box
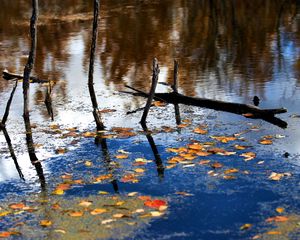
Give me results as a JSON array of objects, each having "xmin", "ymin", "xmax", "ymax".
[{"xmin": 3, "ymin": 70, "xmax": 49, "ymax": 83}]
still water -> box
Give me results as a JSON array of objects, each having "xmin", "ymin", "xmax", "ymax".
[{"xmin": 0, "ymin": 1, "xmax": 300, "ymax": 239}]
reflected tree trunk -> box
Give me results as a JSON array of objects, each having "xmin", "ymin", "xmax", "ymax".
[
  {"xmin": 141, "ymin": 125, "xmax": 164, "ymax": 180},
  {"xmin": 88, "ymin": 0, "xmax": 104, "ymax": 131},
  {"xmin": 95, "ymin": 136, "xmax": 119, "ymax": 193},
  {"xmin": 0, "ymin": 79, "xmax": 24, "ymax": 180},
  {"xmin": 22, "ymin": 0, "xmax": 46, "ymax": 190}
]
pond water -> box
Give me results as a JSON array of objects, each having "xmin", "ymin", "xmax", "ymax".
[{"xmin": 0, "ymin": 1, "xmax": 300, "ymax": 239}]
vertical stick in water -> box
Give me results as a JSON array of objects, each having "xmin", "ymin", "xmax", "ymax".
[
  {"xmin": 22, "ymin": 0, "xmax": 45, "ymax": 189},
  {"xmin": 141, "ymin": 58, "xmax": 160, "ymax": 126},
  {"xmin": 88, "ymin": 0, "xmax": 104, "ymax": 131}
]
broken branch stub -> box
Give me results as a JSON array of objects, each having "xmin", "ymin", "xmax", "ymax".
[{"xmin": 140, "ymin": 58, "xmax": 160, "ymax": 125}]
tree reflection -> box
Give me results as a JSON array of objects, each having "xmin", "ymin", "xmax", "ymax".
[{"xmin": 1, "ymin": 0, "xmax": 300, "ymax": 116}]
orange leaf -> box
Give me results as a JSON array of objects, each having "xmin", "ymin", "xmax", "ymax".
[
  {"xmin": 266, "ymin": 216, "xmax": 289, "ymax": 223},
  {"xmin": 115, "ymin": 154, "xmax": 129, "ymax": 159},
  {"xmin": 243, "ymin": 113, "xmax": 255, "ymax": 118},
  {"xmin": 193, "ymin": 128, "xmax": 208, "ymax": 134},
  {"xmin": 139, "ymin": 196, "xmax": 152, "ymax": 201},
  {"xmin": 144, "ymin": 199, "xmax": 167, "ymax": 209},
  {"xmin": 0, "ymin": 232, "xmax": 12, "ymax": 238},
  {"xmin": 153, "ymin": 101, "xmax": 167, "ymax": 107},
  {"xmin": 266, "ymin": 231, "xmax": 282, "ymax": 235},
  {"xmin": 9, "ymin": 203, "xmax": 26, "ymax": 210},
  {"xmin": 259, "ymin": 139, "xmax": 273, "ymax": 145},
  {"xmin": 199, "ymin": 160, "xmax": 211, "ymax": 165},
  {"xmin": 68, "ymin": 211, "xmax": 84, "ymax": 217},
  {"xmin": 40, "ymin": 220, "xmax": 52, "ymax": 227},
  {"xmin": 90, "ymin": 208, "xmax": 107, "ymax": 215}
]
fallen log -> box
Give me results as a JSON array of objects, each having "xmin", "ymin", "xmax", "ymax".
[
  {"xmin": 123, "ymin": 85, "xmax": 288, "ymax": 128},
  {"xmin": 2, "ymin": 70, "xmax": 49, "ymax": 83}
]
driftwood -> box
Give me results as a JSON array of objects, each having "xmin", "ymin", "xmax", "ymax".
[
  {"xmin": 3, "ymin": 70, "xmax": 49, "ymax": 83},
  {"xmin": 123, "ymin": 84, "xmax": 288, "ymax": 128}
]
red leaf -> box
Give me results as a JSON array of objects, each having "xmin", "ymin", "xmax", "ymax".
[{"xmin": 144, "ymin": 199, "xmax": 167, "ymax": 209}]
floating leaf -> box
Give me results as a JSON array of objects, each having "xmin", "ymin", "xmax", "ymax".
[
  {"xmin": 0, "ymin": 211, "xmax": 11, "ymax": 217},
  {"xmin": 199, "ymin": 160, "xmax": 211, "ymax": 165},
  {"xmin": 84, "ymin": 161, "xmax": 93, "ymax": 167},
  {"xmin": 193, "ymin": 128, "xmax": 208, "ymax": 134},
  {"xmin": 93, "ymin": 174, "xmax": 113, "ymax": 183},
  {"xmin": 128, "ymin": 192, "xmax": 138, "ymax": 197},
  {"xmin": 115, "ymin": 154, "xmax": 129, "ymax": 159},
  {"xmin": 83, "ymin": 132, "xmax": 96, "ymax": 138},
  {"xmin": 240, "ymin": 152, "xmax": 256, "ymax": 161},
  {"xmin": 211, "ymin": 162, "xmax": 223, "ymax": 169},
  {"xmin": 101, "ymin": 219, "xmax": 115, "ymax": 225},
  {"xmin": 90, "ymin": 208, "xmax": 107, "ymax": 215},
  {"xmin": 268, "ymin": 172, "xmax": 284, "ymax": 181},
  {"xmin": 188, "ymin": 143, "xmax": 203, "ymax": 150},
  {"xmin": 177, "ymin": 123, "xmax": 189, "ymax": 128},
  {"xmin": 266, "ymin": 231, "xmax": 282, "ymax": 235},
  {"xmin": 113, "ymin": 213, "xmax": 125, "ymax": 218},
  {"xmin": 175, "ymin": 192, "xmax": 194, "ymax": 197},
  {"xmin": 0, "ymin": 232, "xmax": 12, "ymax": 238},
  {"xmin": 78, "ymin": 200, "xmax": 93, "ymax": 207},
  {"xmin": 276, "ymin": 207, "xmax": 285, "ymax": 214},
  {"xmin": 69, "ymin": 211, "xmax": 84, "ymax": 217},
  {"xmin": 134, "ymin": 168, "xmax": 145, "ymax": 173},
  {"xmin": 259, "ymin": 139, "xmax": 273, "ymax": 145},
  {"xmin": 234, "ymin": 145, "xmax": 248, "ymax": 150},
  {"xmin": 243, "ymin": 113, "xmax": 255, "ymax": 118},
  {"xmin": 40, "ymin": 220, "xmax": 52, "ymax": 227},
  {"xmin": 52, "ymin": 189, "xmax": 64, "ymax": 195},
  {"xmin": 153, "ymin": 101, "xmax": 167, "ymax": 107},
  {"xmin": 223, "ymin": 175, "xmax": 237, "ymax": 180},
  {"xmin": 98, "ymin": 191, "xmax": 109, "ymax": 195},
  {"xmin": 144, "ymin": 200, "xmax": 167, "ymax": 209},
  {"xmin": 54, "ymin": 229, "xmax": 66, "ymax": 234},
  {"xmin": 9, "ymin": 203, "xmax": 26, "ymax": 210},
  {"xmin": 121, "ymin": 174, "xmax": 139, "ymax": 183},
  {"xmin": 240, "ymin": 223, "xmax": 252, "ymax": 230},
  {"xmin": 224, "ymin": 168, "xmax": 239, "ymax": 174},
  {"xmin": 211, "ymin": 136, "xmax": 236, "ymax": 143},
  {"xmin": 150, "ymin": 211, "xmax": 164, "ymax": 217},
  {"xmin": 266, "ymin": 216, "xmax": 289, "ymax": 222}
]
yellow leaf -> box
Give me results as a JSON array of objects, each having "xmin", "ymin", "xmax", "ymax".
[
  {"xmin": 266, "ymin": 231, "xmax": 282, "ymax": 235},
  {"xmin": 40, "ymin": 220, "xmax": 52, "ymax": 227},
  {"xmin": 84, "ymin": 161, "xmax": 93, "ymax": 167},
  {"xmin": 223, "ymin": 175, "xmax": 237, "ymax": 180},
  {"xmin": 240, "ymin": 152, "xmax": 256, "ymax": 161},
  {"xmin": 98, "ymin": 191, "xmax": 109, "ymax": 195},
  {"xmin": 240, "ymin": 223, "xmax": 252, "ymax": 230},
  {"xmin": 134, "ymin": 168, "xmax": 145, "ymax": 173},
  {"xmin": 90, "ymin": 208, "xmax": 107, "ymax": 215},
  {"xmin": 52, "ymin": 189, "xmax": 64, "ymax": 195},
  {"xmin": 0, "ymin": 211, "xmax": 11, "ymax": 217}
]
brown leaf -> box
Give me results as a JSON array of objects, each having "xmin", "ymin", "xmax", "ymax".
[
  {"xmin": 211, "ymin": 162, "xmax": 223, "ymax": 169},
  {"xmin": 9, "ymin": 203, "xmax": 26, "ymax": 210}
]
